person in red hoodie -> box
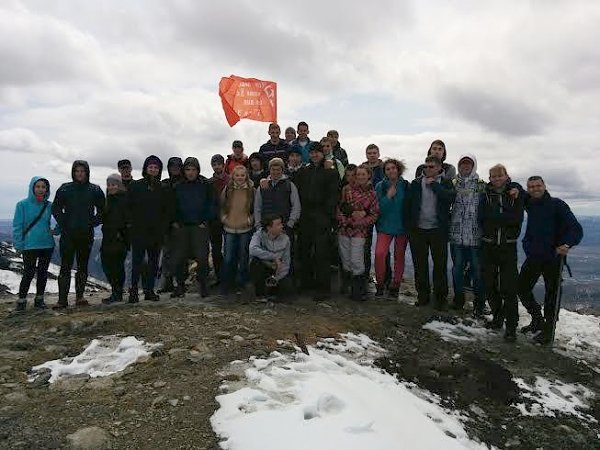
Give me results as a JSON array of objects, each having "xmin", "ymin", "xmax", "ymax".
[
  {"xmin": 225, "ymin": 140, "xmax": 248, "ymax": 175},
  {"xmin": 337, "ymin": 165, "xmax": 380, "ymax": 301}
]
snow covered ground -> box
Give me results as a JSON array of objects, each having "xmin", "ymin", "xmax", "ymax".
[
  {"xmin": 29, "ymin": 336, "xmax": 160, "ymax": 383},
  {"xmin": 211, "ymin": 333, "xmax": 488, "ymax": 450}
]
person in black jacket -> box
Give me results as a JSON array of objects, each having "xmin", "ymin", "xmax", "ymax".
[
  {"xmin": 101, "ymin": 174, "xmax": 129, "ymax": 304},
  {"xmin": 405, "ymin": 156, "xmax": 456, "ymax": 309},
  {"xmin": 478, "ymin": 164, "xmax": 525, "ymax": 342},
  {"xmin": 117, "ymin": 159, "xmax": 134, "ymax": 188},
  {"xmin": 52, "ymin": 160, "xmax": 105, "ymax": 308},
  {"xmin": 248, "ymin": 152, "xmax": 268, "ymax": 188},
  {"xmin": 127, "ymin": 155, "xmax": 172, "ymax": 302},
  {"xmin": 518, "ymin": 176, "xmax": 583, "ymax": 343},
  {"xmin": 171, "ymin": 157, "xmax": 217, "ymax": 298},
  {"xmin": 294, "ymin": 143, "xmax": 340, "ymax": 301},
  {"xmin": 258, "ymin": 123, "xmax": 290, "ymax": 163},
  {"xmin": 414, "ymin": 140, "xmax": 457, "ymax": 181}
]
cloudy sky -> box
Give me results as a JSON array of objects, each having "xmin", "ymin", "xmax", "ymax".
[{"xmin": 1, "ymin": 0, "xmax": 599, "ymax": 218}]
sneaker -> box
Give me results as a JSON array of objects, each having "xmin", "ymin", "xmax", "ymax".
[
  {"xmin": 128, "ymin": 289, "xmax": 139, "ymax": 304},
  {"xmin": 504, "ymin": 328, "xmax": 517, "ymax": 343},
  {"xmin": 144, "ymin": 290, "xmax": 160, "ymax": 301},
  {"xmin": 33, "ymin": 296, "xmax": 47, "ymax": 310},
  {"xmin": 15, "ymin": 301, "xmax": 26, "ymax": 313}
]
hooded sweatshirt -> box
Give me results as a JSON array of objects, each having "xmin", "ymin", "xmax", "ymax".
[
  {"xmin": 375, "ymin": 176, "xmax": 408, "ymax": 235},
  {"xmin": 173, "ymin": 157, "xmax": 216, "ymax": 225},
  {"xmin": 449, "ymin": 154, "xmax": 486, "ymax": 247},
  {"xmin": 13, "ymin": 176, "xmax": 55, "ymax": 251},
  {"xmin": 52, "ymin": 161, "xmax": 105, "ymax": 233},
  {"xmin": 249, "ymin": 229, "xmax": 291, "ymax": 280}
]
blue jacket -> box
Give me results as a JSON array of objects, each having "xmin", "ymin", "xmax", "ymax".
[
  {"xmin": 523, "ymin": 192, "xmax": 583, "ymax": 261},
  {"xmin": 13, "ymin": 176, "xmax": 55, "ymax": 251},
  {"xmin": 375, "ymin": 177, "xmax": 408, "ymax": 235},
  {"xmin": 289, "ymin": 139, "xmax": 314, "ymax": 163},
  {"xmin": 174, "ymin": 176, "xmax": 217, "ymax": 225}
]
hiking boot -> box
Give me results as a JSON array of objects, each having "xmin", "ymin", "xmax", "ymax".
[
  {"xmin": 170, "ymin": 286, "xmax": 186, "ymax": 299},
  {"xmin": 485, "ymin": 317, "xmax": 504, "ymax": 330},
  {"xmin": 157, "ymin": 278, "xmax": 174, "ymax": 294},
  {"xmin": 33, "ymin": 295, "xmax": 47, "ymax": 310},
  {"xmin": 128, "ymin": 289, "xmax": 139, "ymax": 304},
  {"xmin": 388, "ymin": 285, "xmax": 399, "ymax": 299},
  {"xmin": 351, "ymin": 275, "xmax": 364, "ymax": 302},
  {"xmin": 144, "ymin": 290, "xmax": 160, "ymax": 301},
  {"xmin": 199, "ymin": 279, "xmax": 208, "ymax": 298},
  {"xmin": 520, "ymin": 316, "xmax": 544, "ymax": 334},
  {"xmin": 52, "ymin": 301, "xmax": 68, "ymax": 310},
  {"xmin": 533, "ymin": 321, "xmax": 553, "ymax": 345},
  {"xmin": 15, "ymin": 301, "xmax": 26, "ymax": 313},
  {"xmin": 75, "ymin": 299, "xmax": 90, "ymax": 307},
  {"xmin": 374, "ymin": 285, "xmax": 385, "ymax": 297},
  {"xmin": 504, "ymin": 328, "xmax": 517, "ymax": 343}
]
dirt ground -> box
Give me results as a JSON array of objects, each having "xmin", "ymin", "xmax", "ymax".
[{"xmin": 0, "ymin": 283, "xmax": 598, "ymax": 449}]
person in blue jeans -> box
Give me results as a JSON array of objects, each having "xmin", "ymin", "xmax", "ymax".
[
  {"xmin": 12, "ymin": 176, "xmax": 57, "ymax": 311},
  {"xmin": 220, "ymin": 165, "xmax": 255, "ymax": 294},
  {"xmin": 449, "ymin": 155, "xmax": 486, "ymax": 314}
]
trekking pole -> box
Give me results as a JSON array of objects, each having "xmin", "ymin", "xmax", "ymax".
[{"xmin": 549, "ymin": 255, "xmax": 565, "ymax": 346}]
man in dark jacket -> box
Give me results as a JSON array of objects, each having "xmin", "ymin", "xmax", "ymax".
[
  {"xmin": 478, "ymin": 164, "xmax": 525, "ymax": 342},
  {"xmin": 171, "ymin": 157, "xmax": 217, "ymax": 298},
  {"xmin": 52, "ymin": 160, "xmax": 105, "ymax": 308},
  {"xmin": 208, "ymin": 154, "xmax": 230, "ymax": 286},
  {"xmin": 405, "ymin": 156, "xmax": 456, "ymax": 309},
  {"xmin": 259, "ymin": 123, "xmax": 290, "ymax": 163},
  {"xmin": 118, "ymin": 159, "xmax": 134, "ymax": 188},
  {"xmin": 518, "ymin": 176, "xmax": 583, "ymax": 343},
  {"xmin": 157, "ymin": 157, "xmax": 184, "ymax": 293},
  {"xmin": 294, "ymin": 143, "xmax": 340, "ymax": 301},
  {"xmin": 327, "ymin": 130, "xmax": 349, "ymax": 167},
  {"xmin": 127, "ymin": 155, "xmax": 172, "ymax": 302}
]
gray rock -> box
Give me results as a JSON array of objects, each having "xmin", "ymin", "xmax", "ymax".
[
  {"xmin": 187, "ymin": 350, "xmax": 215, "ymax": 363},
  {"xmin": 113, "ymin": 386, "xmax": 126, "ymax": 397},
  {"xmin": 87, "ymin": 378, "xmax": 115, "ymax": 390},
  {"xmin": 151, "ymin": 395, "xmax": 165, "ymax": 407},
  {"xmin": 168, "ymin": 399, "xmax": 179, "ymax": 407},
  {"xmin": 167, "ymin": 348, "xmax": 186, "ymax": 356},
  {"xmin": 232, "ymin": 335, "xmax": 245, "ymax": 343},
  {"xmin": 50, "ymin": 374, "xmax": 90, "ymax": 392},
  {"xmin": 215, "ymin": 331, "xmax": 231, "ymax": 338},
  {"xmin": 30, "ymin": 368, "xmax": 52, "ymax": 387},
  {"xmin": 153, "ymin": 381, "xmax": 167, "ymax": 388},
  {"xmin": 66, "ymin": 426, "xmax": 113, "ymax": 450},
  {"xmin": 4, "ymin": 391, "xmax": 28, "ymax": 404},
  {"xmin": 505, "ymin": 437, "xmax": 521, "ymax": 447}
]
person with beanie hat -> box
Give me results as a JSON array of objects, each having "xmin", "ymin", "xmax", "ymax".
[
  {"xmin": 52, "ymin": 160, "xmax": 105, "ymax": 308},
  {"xmin": 208, "ymin": 154, "xmax": 230, "ymax": 287},
  {"xmin": 127, "ymin": 155, "xmax": 173, "ymax": 302},
  {"xmin": 117, "ymin": 159, "xmax": 134, "ymax": 188},
  {"xmin": 101, "ymin": 174, "xmax": 129, "ymax": 304},
  {"xmin": 12, "ymin": 177, "xmax": 56, "ymax": 311},
  {"xmin": 158, "ymin": 156, "xmax": 184, "ymax": 293},
  {"xmin": 170, "ymin": 156, "xmax": 217, "ymax": 298}
]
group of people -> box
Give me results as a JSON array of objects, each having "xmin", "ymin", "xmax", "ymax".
[{"xmin": 12, "ymin": 121, "xmax": 583, "ymax": 344}]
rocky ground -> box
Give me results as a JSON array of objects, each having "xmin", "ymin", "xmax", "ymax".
[{"xmin": 0, "ymin": 282, "xmax": 598, "ymax": 449}]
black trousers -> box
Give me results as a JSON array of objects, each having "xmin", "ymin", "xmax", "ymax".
[
  {"xmin": 18, "ymin": 248, "xmax": 53, "ymax": 298},
  {"xmin": 518, "ymin": 257, "xmax": 561, "ymax": 322},
  {"xmin": 209, "ymin": 220, "xmax": 224, "ymax": 281},
  {"xmin": 101, "ymin": 242, "xmax": 128, "ymax": 293},
  {"xmin": 482, "ymin": 243, "xmax": 519, "ymax": 330},
  {"xmin": 249, "ymin": 258, "xmax": 292, "ymax": 297},
  {"xmin": 409, "ymin": 228, "xmax": 448, "ymax": 304},
  {"xmin": 298, "ymin": 219, "xmax": 332, "ymax": 293},
  {"xmin": 131, "ymin": 242, "xmax": 161, "ymax": 292},
  {"xmin": 173, "ymin": 225, "xmax": 210, "ymax": 286},
  {"xmin": 58, "ymin": 230, "xmax": 94, "ymax": 303}
]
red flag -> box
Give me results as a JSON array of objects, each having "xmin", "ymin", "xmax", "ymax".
[{"xmin": 219, "ymin": 75, "xmax": 277, "ymax": 127}]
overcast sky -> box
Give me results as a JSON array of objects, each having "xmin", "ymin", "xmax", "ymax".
[{"xmin": 1, "ymin": 0, "xmax": 599, "ymax": 218}]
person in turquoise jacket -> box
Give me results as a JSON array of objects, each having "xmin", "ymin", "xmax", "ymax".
[
  {"xmin": 12, "ymin": 176, "xmax": 57, "ymax": 311},
  {"xmin": 374, "ymin": 159, "xmax": 409, "ymax": 298}
]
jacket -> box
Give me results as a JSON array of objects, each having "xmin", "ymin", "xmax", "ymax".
[
  {"xmin": 221, "ymin": 181, "xmax": 255, "ymax": 233},
  {"xmin": 523, "ymin": 192, "xmax": 583, "ymax": 261},
  {"xmin": 478, "ymin": 181, "xmax": 524, "ymax": 246},
  {"xmin": 249, "ymin": 229, "xmax": 291, "ymax": 280},
  {"xmin": 363, "ymin": 160, "xmax": 385, "ymax": 188},
  {"xmin": 225, "ymin": 153, "xmax": 249, "ymax": 174},
  {"xmin": 295, "ymin": 161, "xmax": 340, "ymax": 228},
  {"xmin": 449, "ymin": 154, "xmax": 486, "ymax": 246},
  {"xmin": 337, "ymin": 183, "xmax": 380, "ymax": 238},
  {"xmin": 289, "ymin": 138, "xmax": 315, "ymax": 163},
  {"xmin": 127, "ymin": 155, "xmax": 173, "ymax": 246},
  {"xmin": 13, "ymin": 176, "xmax": 55, "ymax": 251},
  {"xmin": 259, "ymin": 139, "xmax": 290, "ymax": 162},
  {"xmin": 52, "ymin": 161, "xmax": 105, "ymax": 233},
  {"xmin": 101, "ymin": 191, "xmax": 129, "ymax": 249},
  {"xmin": 375, "ymin": 177, "xmax": 408, "ymax": 235},
  {"xmin": 405, "ymin": 176, "xmax": 456, "ymax": 232},
  {"xmin": 254, "ymin": 175, "xmax": 301, "ymax": 229},
  {"xmin": 333, "ymin": 143, "xmax": 349, "ymax": 167},
  {"xmin": 415, "ymin": 162, "xmax": 457, "ymax": 181},
  {"xmin": 174, "ymin": 176, "xmax": 216, "ymax": 226}
]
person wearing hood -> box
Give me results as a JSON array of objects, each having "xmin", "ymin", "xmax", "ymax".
[
  {"xmin": 171, "ymin": 157, "xmax": 217, "ymax": 298},
  {"xmin": 157, "ymin": 156, "xmax": 184, "ymax": 293},
  {"xmin": 220, "ymin": 165, "xmax": 255, "ymax": 295},
  {"xmin": 449, "ymin": 154, "xmax": 486, "ymax": 314},
  {"xmin": 208, "ymin": 154, "xmax": 230, "ymax": 287},
  {"xmin": 405, "ymin": 156, "xmax": 456, "ymax": 310},
  {"xmin": 101, "ymin": 174, "xmax": 129, "ymax": 304},
  {"xmin": 127, "ymin": 155, "xmax": 172, "ymax": 302},
  {"xmin": 12, "ymin": 177, "xmax": 56, "ymax": 311},
  {"xmin": 254, "ymin": 158, "xmax": 301, "ymax": 231},
  {"xmin": 478, "ymin": 164, "xmax": 525, "ymax": 342},
  {"xmin": 518, "ymin": 176, "xmax": 583, "ymax": 344},
  {"xmin": 327, "ymin": 130, "xmax": 349, "ymax": 167},
  {"xmin": 248, "ymin": 152, "xmax": 268, "ymax": 188},
  {"xmin": 337, "ymin": 165, "xmax": 380, "ymax": 301},
  {"xmin": 374, "ymin": 159, "xmax": 409, "ymax": 298},
  {"xmin": 294, "ymin": 143, "xmax": 340, "ymax": 301},
  {"xmin": 52, "ymin": 160, "xmax": 105, "ymax": 308},
  {"xmin": 117, "ymin": 159, "xmax": 134, "ymax": 188},
  {"xmin": 259, "ymin": 122, "xmax": 290, "ymax": 163},
  {"xmin": 414, "ymin": 140, "xmax": 457, "ymax": 181},
  {"xmin": 225, "ymin": 140, "xmax": 249, "ymax": 175}
]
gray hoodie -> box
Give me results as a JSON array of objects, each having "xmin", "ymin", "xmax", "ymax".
[{"xmin": 249, "ymin": 229, "xmax": 291, "ymax": 280}]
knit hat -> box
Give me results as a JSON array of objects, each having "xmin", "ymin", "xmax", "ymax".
[
  {"xmin": 183, "ymin": 157, "xmax": 200, "ymax": 171},
  {"xmin": 106, "ymin": 173, "xmax": 125, "ymax": 190},
  {"xmin": 269, "ymin": 157, "xmax": 285, "ymax": 169},
  {"xmin": 117, "ymin": 159, "xmax": 131, "ymax": 169},
  {"xmin": 211, "ymin": 154, "xmax": 225, "ymax": 166},
  {"xmin": 167, "ymin": 156, "xmax": 183, "ymax": 168},
  {"xmin": 232, "ymin": 140, "xmax": 243, "ymax": 149}
]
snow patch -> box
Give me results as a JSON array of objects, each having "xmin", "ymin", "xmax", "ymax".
[
  {"xmin": 211, "ymin": 333, "xmax": 487, "ymax": 450},
  {"xmin": 29, "ymin": 336, "xmax": 160, "ymax": 383},
  {"xmin": 514, "ymin": 376, "xmax": 596, "ymax": 423},
  {"xmin": 422, "ymin": 318, "xmax": 494, "ymax": 342}
]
